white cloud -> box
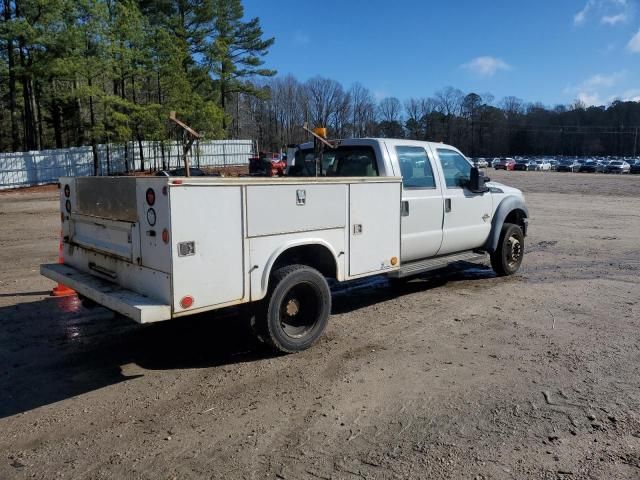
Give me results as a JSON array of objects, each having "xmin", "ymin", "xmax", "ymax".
[
  {"xmin": 564, "ymin": 71, "xmax": 627, "ymax": 107},
  {"xmin": 574, "ymin": 0, "xmax": 595, "ymax": 25},
  {"xmin": 462, "ymin": 56, "xmax": 511, "ymax": 78},
  {"xmin": 601, "ymin": 13, "xmax": 628, "ymax": 24},
  {"xmin": 610, "ymin": 89, "xmax": 640, "ymax": 101},
  {"xmin": 574, "ymin": 0, "xmax": 632, "ymax": 26},
  {"xmin": 577, "ymin": 91, "xmax": 602, "ymax": 106},
  {"xmin": 628, "ymin": 29, "xmax": 640, "ymax": 52},
  {"xmin": 580, "ymin": 71, "xmax": 625, "ymax": 88}
]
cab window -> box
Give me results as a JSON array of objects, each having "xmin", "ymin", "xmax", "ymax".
[
  {"xmin": 395, "ymin": 146, "xmax": 436, "ymax": 188},
  {"xmin": 290, "ymin": 146, "xmax": 378, "ymax": 177},
  {"xmin": 437, "ymin": 149, "xmax": 472, "ymax": 188}
]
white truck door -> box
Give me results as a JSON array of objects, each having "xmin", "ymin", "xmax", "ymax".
[
  {"xmin": 391, "ymin": 144, "xmax": 444, "ymax": 262},
  {"xmin": 431, "ymin": 147, "xmax": 492, "ymax": 255}
]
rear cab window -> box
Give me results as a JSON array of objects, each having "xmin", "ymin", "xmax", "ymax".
[
  {"xmin": 289, "ymin": 146, "xmax": 379, "ymax": 177},
  {"xmin": 395, "ymin": 146, "xmax": 436, "ymax": 189}
]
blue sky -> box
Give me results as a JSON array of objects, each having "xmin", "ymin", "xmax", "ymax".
[{"xmin": 243, "ymin": 0, "xmax": 640, "ymax": 107}]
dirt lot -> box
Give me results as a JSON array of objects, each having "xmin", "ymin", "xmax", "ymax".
[{"xmin": 1, "ymin": 171, "xmax": 639, "ymax": 480}]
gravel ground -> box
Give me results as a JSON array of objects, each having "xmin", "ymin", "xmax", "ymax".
[{"xmin": 0, "ymin": 170, "xmax": 639, "ymax": 480}]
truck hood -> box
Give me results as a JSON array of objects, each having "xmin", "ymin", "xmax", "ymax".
[{"xmin": 486, "ymin": 181, "xmax": 524, "ymax": 197}]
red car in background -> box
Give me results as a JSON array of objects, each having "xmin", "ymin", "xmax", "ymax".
[
  {"xmin": 494, "ymin": 158, "xmax": 516, "ymax": 170},
  {"xmin": 249, "ymin": 152, "xmax": 287, "ymax": 176}
]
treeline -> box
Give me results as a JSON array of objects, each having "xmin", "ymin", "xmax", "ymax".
[
  {"xmin": 2, "ymin": 1, "xmax": 639, "ymax": 162},
  {"xmin": 235, "ymin": 77, "xmax": 640, "ymax": 157},
  {"xmin": 0, "ymin": 0, "xmax": 274, "ymax": 170}
]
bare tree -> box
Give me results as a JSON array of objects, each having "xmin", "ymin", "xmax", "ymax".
[
  {"xmin": 348, "ymin": 82, "xmax": 376, "ymax": 138},
  {"xmin": 378, "ymin": 97, "xmax": 402, "ymax": 123},
  {"xmin": 501, "ymin": 96, "xmax": 524, "ymax": 121},
  {"xmin": 304, "ymin": 76, "xmax": 347, "ymax": 128},
  {"xmin": 434, "ymin": 86, "xmax": 464, "ymax": 116}
]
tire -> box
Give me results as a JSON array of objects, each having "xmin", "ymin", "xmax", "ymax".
[
  {"xmin": 254, "ymin": 264, "xmax": 331, "ymax": 353},
  {"xmin": 490, "ymin": 223, "xmax": 525, "ymax": 277}
]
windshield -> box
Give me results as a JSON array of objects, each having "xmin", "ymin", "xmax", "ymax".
[{"xmin": 289, "ymin": 146, "xmax": 379, "ymax": 177}]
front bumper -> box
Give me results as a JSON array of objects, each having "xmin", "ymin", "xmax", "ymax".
[{"xmin": 41, "ymin": 263, "xmax": 171, "ymax": 323}]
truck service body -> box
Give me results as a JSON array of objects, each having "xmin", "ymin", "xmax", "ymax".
[{"xmin": 42, "ymin": 138, "xmax": 528, "ymax": 352}]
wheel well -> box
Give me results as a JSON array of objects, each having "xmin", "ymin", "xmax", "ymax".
[
  {"xmin": 271, "ymin": 244, "xmax": 338, "ymax": 279},
  {"xmin": 505, "ymin": 209, "xmax": 527, "ymax": 235}
]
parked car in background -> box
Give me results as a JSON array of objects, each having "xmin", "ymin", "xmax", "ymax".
[
  {"xmin": 494, "ymin": 158, "xmax": 516, "ymax": 170},
  {"xmin": 491, "ymin": 158, "xmax": 501, "ymax": 168},
  {"xmin": 605, "ymin": 161, "xmax": 630, "ymax": 174},
  {"xmin": 578, "ymin": 160, "xmax": 605, "ymax": 173},
  {"xmin": 630, "ymin": 160, "xmax": 640, "ymax": 174},
  {"xmin": 548, "ymin": 159, "xmax": 558, "ymax": 171},
  {"xmin": 514, "ymin": 160, "xmax": 539, "ymax": 171},
  {"xmin": 536, "ymin": 160, "xmax": 551, "ymax": 171},
  {"xmin": 556, "ymin": 159, "xmax": 580, "ymax": 172},
  {"xmin": 473, "ymin": 158, "xmax": 489, "ymax": 168}
]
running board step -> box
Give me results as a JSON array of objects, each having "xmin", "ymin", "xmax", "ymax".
[{"xmin": 390, "ymin": 251, "xmax": 487, "ymax": 279}]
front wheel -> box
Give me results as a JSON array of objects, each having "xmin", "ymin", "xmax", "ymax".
[
  {"xmin": 490, "ymin": 223, "xmax": 524, "ymax": 276},
  {"xmin": 254, "ymin": 264, "xmax": 331, "ymax": 353}
]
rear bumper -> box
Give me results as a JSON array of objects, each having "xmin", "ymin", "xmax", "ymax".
[{"xmin": 41, "ymin": 263, "xmax": 171, "ymax": 324}]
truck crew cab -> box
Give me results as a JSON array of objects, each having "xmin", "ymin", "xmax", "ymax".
[{"xmin": 42, "ymin": 138, "xmax": 528, "ymax": 353}]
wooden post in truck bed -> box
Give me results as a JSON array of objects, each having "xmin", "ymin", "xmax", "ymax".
[{"xmin": 169, "ymin": 111, "xmax": 201, "ymax": 177}]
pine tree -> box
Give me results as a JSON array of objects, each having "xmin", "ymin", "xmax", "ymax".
[{"xmin": 208, "ymin": 0, "xmax": 275, "ymax": 129}]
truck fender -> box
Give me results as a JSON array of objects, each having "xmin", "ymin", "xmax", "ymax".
[
  {"xmin": 485, "ymin": 197, "xmax": 529, "ymax": 254},
  {"xmin": 255, "ymin": 239, "xmax": 343, "ymax": 302}
]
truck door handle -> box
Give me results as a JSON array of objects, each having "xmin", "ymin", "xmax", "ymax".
[
  {"xmin": 445, "ymin": 198, "xmax": 452, "ymax": 212},
  {"xmin": 401, "ymin": 201, "xmax": 409, "ymax": 217}
]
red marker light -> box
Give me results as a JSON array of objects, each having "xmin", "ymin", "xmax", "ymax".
[
  {"xmin": 146, "ymin": 188, "xmax": 155, "ymax": 206},
  {"xmin": 180, "ymin": 296, "xmax": 194, "ymax": 309},
  {"xmin": 161, "ymin": 229, "xmax": 169, "ymax": 244}
]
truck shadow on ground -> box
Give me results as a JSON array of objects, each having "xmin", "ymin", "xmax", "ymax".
[{"xmin": 0, "ymin": 263, "xmax": 495, "ymax": 419}]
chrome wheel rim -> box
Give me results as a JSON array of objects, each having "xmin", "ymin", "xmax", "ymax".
[{"xmin": 506, "ymin": 235, "xmax": 522, "ymax": 268}]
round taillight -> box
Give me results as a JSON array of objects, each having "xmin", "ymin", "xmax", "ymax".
[
  {"xmin": 161, "ymin": 229, "xmax": 169, "ymax": 244},
  {"xmin": 146, "ymin": 208, "xmax": 157, "ymax": 226},
  {"xmin": 180, "ymin": 296, "xmax": 194, "ymax": 309},
  {"xmin": 64, "ymin": 184, "xmax": 70, "ymax": 198},
  {"xmin": 146, "ymin": 188, "xmax": 155, "ymax": 206},
  {"xmin": 65, "ymin": 199, "xmax": 71, "ymax": 213}
]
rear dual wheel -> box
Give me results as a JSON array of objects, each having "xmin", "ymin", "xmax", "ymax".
[{"xmin": 251, "ymin": 264, "xmax": 331, "ymax": 353}]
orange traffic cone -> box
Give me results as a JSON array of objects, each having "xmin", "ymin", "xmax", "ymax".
[{"xmin": 51, "ymin": 230, "xmax": 75, "ymax": 297}]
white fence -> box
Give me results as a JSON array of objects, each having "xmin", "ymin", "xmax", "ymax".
[{"xmin": 0, "ymin": 140, "xmax": 255, "ymax": 190}]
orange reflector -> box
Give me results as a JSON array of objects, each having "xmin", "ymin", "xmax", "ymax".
[
  {"xmin": 391, "ymin": 256, "xmax": 398, "ymax": 266},
  {"xmin": 180, "ymin": 296, "xmax": 194, "ymax": 309},
  {"xmin": 162, "ymin": 229, "xmax": 169, "ymax": 243}
]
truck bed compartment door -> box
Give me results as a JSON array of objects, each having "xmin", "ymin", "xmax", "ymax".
[
  {"xmin": 170, "ymin": 186, "xmax": 245, "ymax": 311},
  {"xmin": 71, "ymin": 214, "xmax": 135, "ymax": 262},
  {"xmin": 349, "ymin": 182, "xmax": 401, "ymax": 276}
]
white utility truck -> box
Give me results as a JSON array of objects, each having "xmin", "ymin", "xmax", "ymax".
[{"xmin": 41, "ymin": 138, "xmax": 528, "ymax": 353}]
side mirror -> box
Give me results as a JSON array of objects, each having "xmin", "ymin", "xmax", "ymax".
[{"xmin": 468, "ymin": 166, "xmax": 489, "ymax": 193}]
